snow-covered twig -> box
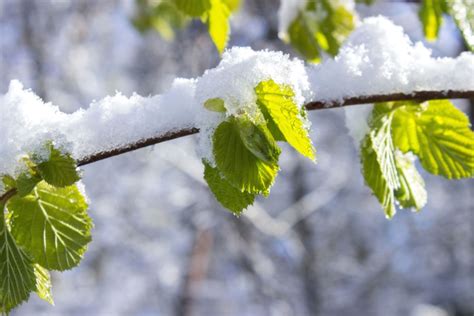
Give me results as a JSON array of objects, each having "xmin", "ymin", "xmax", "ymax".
[{"xmin": 77, "ymin": 89, "xmax": 474, "ymax": 167}]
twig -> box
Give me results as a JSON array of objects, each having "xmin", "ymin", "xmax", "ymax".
[
  {"xmin": 1, "ymin": 89, "xmax": 473, "ymax": 203},
  {"xmin": 77, "ymin": 90, "xmax": 474, "ymax": 166}
]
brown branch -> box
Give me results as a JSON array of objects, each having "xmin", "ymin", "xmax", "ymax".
[
  {"xmin": 1, "ymin": 89, "xmax": 473, "ymax": 202},
  {"xmin": 77, "ymin": 90, "xmax": 474, "ymax": 166}
]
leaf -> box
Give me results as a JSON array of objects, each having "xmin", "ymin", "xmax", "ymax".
[
  {"xmin": 204, "ymin": 98, "xmax": 226, "ymax": 113},
  {"xmin": 8, "ymin": 182, "xmax": 92, "ymax": 271},
  {"xmin": 392, "ymin": 100, "xmax": 474, "ymax": 179},
  {"xmin": 287, "ymin": 12, "xmax": 321, "ymax": 62},
  {"xmin": 34, "ymin": 264, "xmax": 54, "ymax": 305},
  {"xmin": 221, "ymin": 0, "xmax": 241, "ymax": 12},
  {"xmin": 445, "ymin": 0, "xmax": 474, "ymax": 51},
  {"xmin": 15, "ymin": 172, "xmax": 41, "ymax": 197},
  {"xmin": 213, "ymin": 118, "xmax": 279, "ymax": 195},
  {"xmin": 361, "ymin": 135, "xmax": 397, "ymax": 218},
  {"xmin": 419, "ymin": 0, "xmax": 444, "ymax": 41},
  {"xmin": 132, "ymin": 1, "xmax": 188, "ymax": 41},
  {"xmin": 255, "ymin": 80, "xmax": 315, "ymax": 160},
  {"xmin": 236, "ymin": 116, "xmax": 281, "ymax": 164},
  {"xmin": 206, "ymin": 0, "xmax": 231, "ymax": 54},
  {"xmin": 175, "ymin": 0, "xmax": 211, "ymax": 17},
  {"xmin": 394, "ymin": 151, "xmax": 427, "ymax": 211},
  {"xmin": 37, "ymin": 145, "xmax": 80, "ymax": 187},
  {"xmin": 286, "ymin": 0, "xmax": 355, "ymax": 61},
  {"xmin": 203, "ymin": 162, "xmax": 255, "ymax": 214},
  {"xmin": 0, "ymin": 203, "xmax": 36, "ymax": 314}
]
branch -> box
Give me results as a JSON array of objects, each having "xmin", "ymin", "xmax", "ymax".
[
  {"xmin": 77, "ymin": 89, "xmax": 474, "ymax": 166},
  {"xmin": 1, "ymin": 89, "xmax": 473, "ymax": 203}
]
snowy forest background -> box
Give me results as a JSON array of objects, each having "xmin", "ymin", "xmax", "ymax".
[{"xmin": 1, "ymin": 0, "xmax": 473, "ymax": 315}]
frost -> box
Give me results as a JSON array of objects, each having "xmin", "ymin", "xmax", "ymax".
[{"xmin": 308, "ymin": 16, "xmax": 474, "ymax": 103}]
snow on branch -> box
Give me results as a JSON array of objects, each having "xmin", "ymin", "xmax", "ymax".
[{"xmin": 1, "ymin": 17, "xmax": 473, "ymax": 179}]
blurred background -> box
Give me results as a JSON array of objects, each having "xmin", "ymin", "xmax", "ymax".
[{"xmin": 1, "ymin": 0, "xmax": 473, "ymax": 315}]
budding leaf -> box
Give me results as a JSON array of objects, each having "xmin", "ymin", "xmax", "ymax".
[
  {"xmin": 419, "ymin": 0, "xmax": 445, "ymax": 41},
  {"xmin": 8, "ymin": 182, "xmax": 92, "ymax": 271},
  {"xmin": 213, "ymin": 118, "xmax": 279, "ymax": 195},
  {"xmin": 204, "ymin": 98, "xmax": 226, "ymax": 113},
  {"xmin": 204, "ymin": 161, "xmax": 255, "ymax": 214},
  {"xmin": 236, "ymin": 116, "xmax": 281, "ymax": 164},
  {"xmin": 255, "ymin": 79, "xmax": 315, "ymax": 160}
]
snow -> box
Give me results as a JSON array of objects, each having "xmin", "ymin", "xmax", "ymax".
[
  {"xmin": 1, "ymin": 17, "xmax": 473, "ymax": 180},
  {"xmin": 308, "ymin": 16, "xmax": 474, "ymax": 103},
  {"xmin": 195, "ymin": 47, "xmax": 311, "ymax": 163},
  {"xmin": 0, "ymin": 79, "xmax": 198, "ymax": 180}
]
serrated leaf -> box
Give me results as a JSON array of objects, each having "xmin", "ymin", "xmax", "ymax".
[
  {"xmin": 175, "ymin": 0, "xmax": 211, "ymax": 17},
  {"xmin": 445, "ymin": 0, "xmax": 474, "ymax": 51},
  {"xmin": 361, "ymin": 135, "xmax": 397, "ymax": 218},
  {"xmin": 16, "ymin": 172, "xmax": 41, "ymax": 197},
  {"xmin": 0, "ymin": 203, "xmax": 36, "ymax": 314},
  {"xmin": 206, "ymin": 0, "xmax": 230, "ymax": 54},
  {"xmin": 34, "ymin": 264, "xmax": 54, "ymax": 305},
  {"xmin": 204, "ymin": 98, "xmax": 226, "ymax": 113},
  {"xmin": 236, "ymin": 116, "xmax": 281, "ymax": 164},
  {"xmin": 394, "ymin": 151, "xmax": 427, "ymax": 211},
  {"xmin": 203, "ymin": 161, "xmax": 255, "ymax": 214},
  {"xmin": 419, "ymin": 0, "xmax": 444, "ymax": 41},
  {"xmin": 255, "ymin": 80, "xmax": 315, "ymax": 160},
  {"xmin": 37, "ymin": 145, "xmax": 80, "ymax": 187},
  {"xmin": 8, "ymin": 182, "xmax": 92, "ymax": 271},
  {"xmin": 213, "ymin": 118, "xmax": 279, "ymax": 195},
  {"xmin": 392, "ymin": 100, "xmax": 474, "ymax": 179}
]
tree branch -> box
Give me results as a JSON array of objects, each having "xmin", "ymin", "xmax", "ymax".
[
  {"xmin": 77, "ymin": 89, "xmax": 474, "ymax": 166},
  {"xmin": 1, "ymin": 89, "xmax": 473, "ymax": 203}
]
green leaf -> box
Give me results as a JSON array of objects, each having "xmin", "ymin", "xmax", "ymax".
[
  {"xmin": 213, "ymin": 118, "xmax": 279, "ymax": 195},
  {"xmin": 175, "ymin": 0, "xmax": 211, "ymax": 17},
  {"xmin": 15, "ymin": 172, "xmax": 41, "ymax": 197},
  {"xmin": 132, "ymin": 1, "xmax": 188, "ymax": 41},
  {"xmin": 8, "ymin": 182, "xmax": 92, "ymax": 271},
  {"xmin": 445, "ymin": 0, "xmax": 474, "ymax": 51},
  {"xmin": 419, "ymin": 0, "xmax": 444, "ymax": 41},
  {"xmin": 287, "ymin": 12, "xmax": 321, "ymax": 62},
  {"xmin": 37, "ymin": 145, "xmax": 80, "ymax": 187},
  {"xmin": 34, "ymin": 264, "xmax": 54, "ymax": 305},
  {"xmin": 392, "ymin": 100, "xmax": 474, "ymax": 179},
  {"xmin": 203, "ymin": 162, "xmax": 255, "ymax": 214},
  {"xmin": 286, "ymin": 0, "xmax": 355, "ymax": 61},
  {"xmin": 206, "ymin": 0, "xmax": 231, "ymax": 54},
  {"xmin": 0, "ymin": 203, "xmax": 36, "ymax": 314},
  {"xmin": 361, "ymin": 106, "xmax": 404, "ymax": 218},
  {"xmin": 236, "ymin": 116, "xmax": 281, "ymax": 164},
  {"xmin": 255, "ymin": 80, "xmax": 315, "ymax": 160},
  {"xmin": 221, "ymin": 0, "xmax": 241, "ymax": 12},
  {"xmin": 394, "ymin": 151, "xmax": 427, "ymax": 211},
  {"xmin": 204, "ymin": 98, "xmax": 226, "ymax": 113}
]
